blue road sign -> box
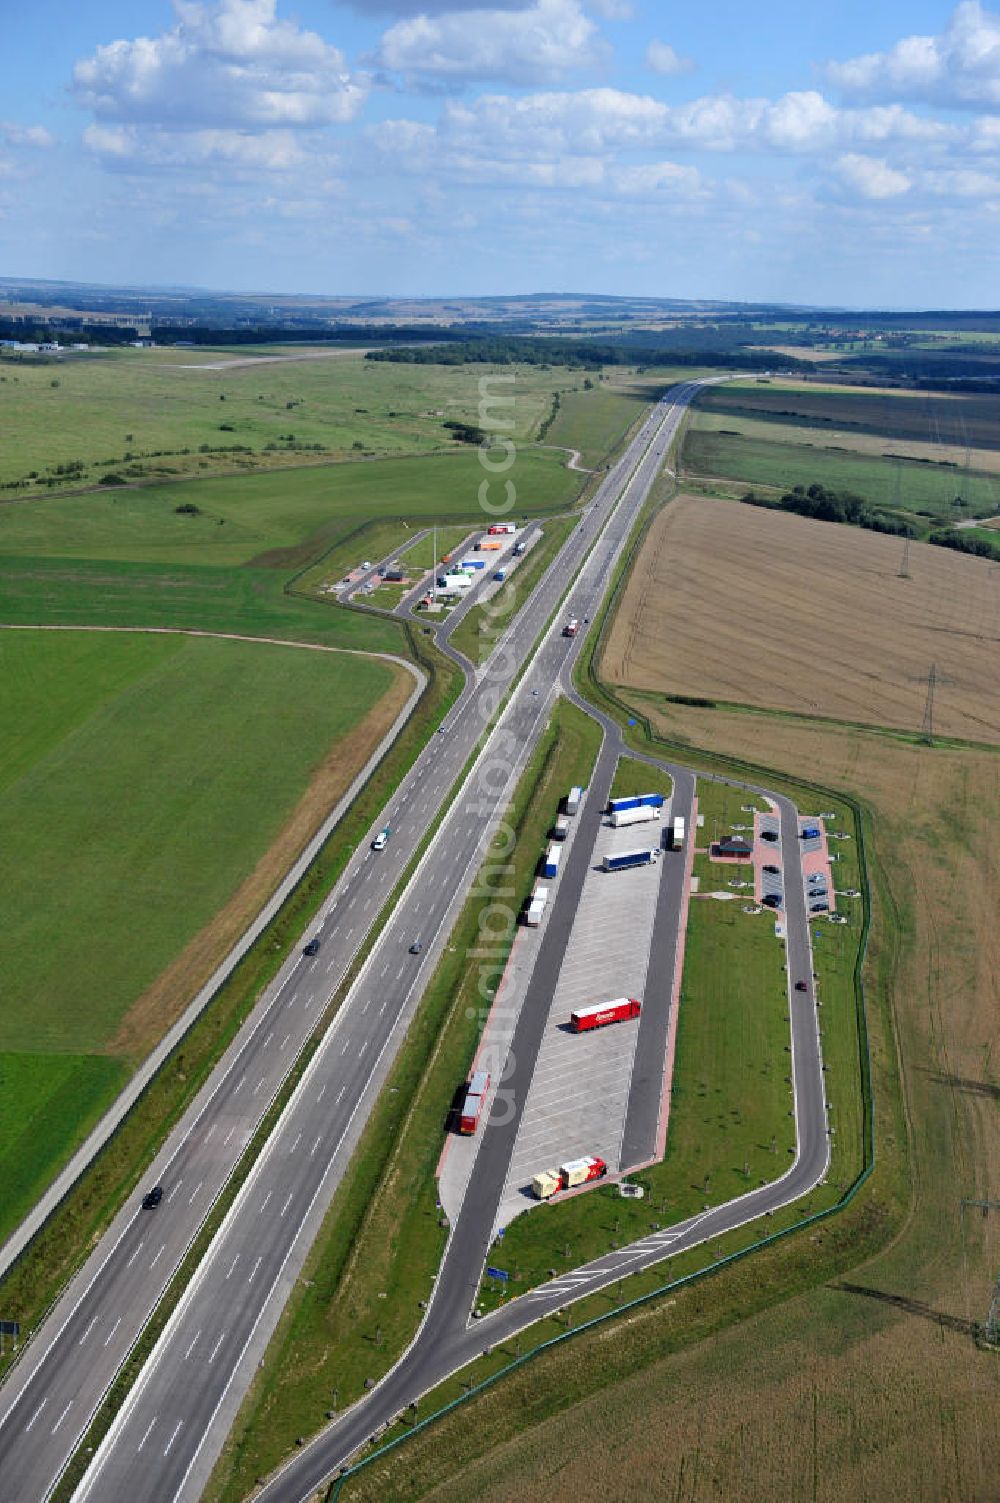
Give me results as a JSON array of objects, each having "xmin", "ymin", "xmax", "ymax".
[
  {"xmin": 485, "ymin": 1266, "xmax": 509, "ymax": 1282},
  {"xmin": 628, "ymin": 718, "xmax": 637, "ymax": 726}
]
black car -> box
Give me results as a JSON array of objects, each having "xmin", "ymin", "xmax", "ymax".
[
  {"xmin": 761, "ymin": 893, "xmax": 782, "ymax": 908},
  {"xmin": 142, "ymin": 1185, "xmax": 164, "ymax": 1210},
  {"xmin": 303, "ymin": 937, "xmax": 321, "ymax": 956},
  {"xmin": 761, "ymin": 830, "xmax": 779, "ymax": 842},
  {"xmin": 409, "ymin": 941, "xmax": 423, "ymax": 955},
  {"xmin": 810, "ymin": 902, "xmax": 830, "ymax": 913},
  {"xmin": 794, "ymin": 980, "xmax": 808, "ymax": 992},
  {"xmin": 762, "ymin": 864, "xmax": 781, "ymax": 874}
]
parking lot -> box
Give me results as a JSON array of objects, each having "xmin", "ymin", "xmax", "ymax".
[{"xmin": 494, "ymin": 809, "xmax": 669, "ymax": 1228}]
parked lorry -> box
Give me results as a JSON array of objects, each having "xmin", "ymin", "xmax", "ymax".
[
  {"xmin": 488, "ymin": 522, "xmax": 517, "ymax": 535},
  {"xmin": 460, "ymin": 558, "xmax": 486, "ymax": 571},
  {"xmin": 610, "ymin": 805, "xmax": 661, "ymax": 829},
  {"xmin": 608, "ymin": 793, "xmax": 665, "ymax": 814},
  {"xmin": 551, "ymin": 814, "xmax": 570, "ymax": 842},
  {"xmin": 525, "ymin": 884, "xmax": 549, "ymax": 927},
  {"xmin": 438, "ymin": 572, "xmax": 473, "ymax": 592},
  {"xmin": 565, "ymin": 785, "xmax": 583, "ymax": 816},
  {"xmin": 603, "ymin": 848, "xmax": 657, "ymax": 872},
  {"xmin": 563, "ymin": 618, "xmax": 580, "ymax": 637},
  {"xmin": 543, "ymin": 843, "xmax": 561, "ymax": 879},
  {"xmin": 458, "ymin": 1069, "xmax": 490, "ymax": 1135},
  {"xmin": 479, "ymin": 539, "xmax": 503, "ymax": 551},
  {"xmin": 670, "ymin": 815, "xmax": 685, "ymax": 850},
  {"xmin": 532, "ymin": 1155, "xmax": 608, "ymax": 1200},
  {"xmin": 570, "ymin": 998, "xmax": 641, "ymax": 1032}
]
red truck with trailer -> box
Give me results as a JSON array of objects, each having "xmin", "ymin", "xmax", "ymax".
[
  {"xmin": 458, "ymin": 1069, "xmax": 490, "ymax": 1135},
  {"xmin": 532, "ymin": 1155, "xmax": 607, "ymax": 1200},
  {"xmin": 570, "ymin": 997, "xmax": 641, "ymax": 1033}
]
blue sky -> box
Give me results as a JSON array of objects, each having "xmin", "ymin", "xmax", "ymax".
[{"xmin": 2, "ymin": 0, "xmax": 998, "ymax": 304}]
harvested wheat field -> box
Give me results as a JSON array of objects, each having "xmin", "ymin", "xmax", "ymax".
[{"xmin": 605, "ymin": 494, "xmax": 1000, "ymax": 742}]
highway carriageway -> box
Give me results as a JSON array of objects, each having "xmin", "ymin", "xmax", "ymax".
[
  {"xmin": 0, "ymin": 382, "xmax": 710, "ymax": 1503},
  {"xmin": 249, "ymin": 436, "xmax": 830, "ymax": 1503}
]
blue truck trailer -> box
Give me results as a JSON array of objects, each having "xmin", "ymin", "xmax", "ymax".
[
  {"xmin": 608, "ymin": 793, "xmax": 666, "ymax": 814},
  {"xmin": 603, "ymin": 848, "xmax": 657, "ymax": 873}
]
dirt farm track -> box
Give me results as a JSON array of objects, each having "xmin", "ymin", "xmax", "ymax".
[{"xmin": 605, "ymin": 494, "xmax": 1000, "ymax": 744}]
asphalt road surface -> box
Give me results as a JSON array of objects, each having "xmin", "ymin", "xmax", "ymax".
[
  {"xmin": 0, "ymin": 383, "xmax": 708, "ymax": 1503},
  {"xmin": 250, "ymin": 619, "xmax": 830, "ymax": 1503}
]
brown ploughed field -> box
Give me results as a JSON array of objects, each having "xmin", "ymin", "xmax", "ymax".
[{"xmin": 604, "ymin": 493, "xmax": 1000, "ymax": 743}]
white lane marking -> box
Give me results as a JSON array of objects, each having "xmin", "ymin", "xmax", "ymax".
[
  {"xmin": 50, "ymin": 1400, "xmax": 73, "ymax": 1435},
  {"xmin": 358, "ymin": 1040, "xmax": 367, "ymax": 1057},
  {"xmin": 316, "ymin": 1082, "xmax": 327, "ymax": 1103},
  {"xmin": 188, "ymin": 1181, "xmax": 203, "ymax": 1204},
  {"xmin": 248, "ymin": 1256, "xmax": 263, "ymax": 1284},
  {"xmin": 223, "ymin": 1127, "xmax": 235, "ymax": 1146},
  {"xmin": 184, "ymin": 1330, "xmax": 201, "ymax": 1360},
  {"xmin": 225, "ymin": 1256, "xmax": 239, "ymax": 1280},
  {"xmin": 136, "ymin": 1416, "xmax": 158, "ymax": 1453},
  {"xmin": 281, "ymin": 1033, "xmax": 290, "ymax": 1050},
  {"xmin": 280, "ymin": 1193, "xmax": 293, "ymax": 1217},
  {"xmin": 126, "ymin": 1241, "xmax": 144, "ymax": 1269},
  {"xmin": 254, "ymin": 1077, "xmax": 267, "ymax": 1095},
  {"xmin": 208, "ymin": 1332, "xmax": 226, "ymax": 1364},
  {"xmin": 150, "ymin": 1245, "xmax": 165, "ymax": 1270},
  {"xmin": 288, "ymin": 1132, "xmax": 302, "ymax": 1154},
  {"xmin": 336, "ymin": 1086, "xmax": 346, "ymax": 1105},
  {"xmin": 310, "ymin": 1135, "xmax": 322, "ymax": 1157},
  {"xmin": 163, "ymin": 1419, "xmax": 183, "ymax": 1456},
  {"xmin": 379, "ymin": 963, "xmax": 388, "ymax": 978},
  {"xmin": 379, "ymin": 1000, "xmax": 387, "ymax": 1016},
  {"xmin": 341, "ymin": 1038, "xmax": 350, "ymax": 1055},
  {"xmin": 326, "ymin": 960, "xmax": 336, "ymax": 973},
  {"xmin": 260, "ymin": 1190, "xmax": 272, "ymax": 1213},
  {"xmin": 234, "ymin": 1075, "xmax": 246, "ymax": 1093},
  {"xmin": 204, "ymin": 1124, "xmax": 216, "ymax": 1142},
  {"xmin": 103, "ymin": 1316, "xmax": 122, "ymax": 1347},
  {"xmin": 78, "ymin": 1315, "xmax": 99, "ymax": 1346},
  {"xmin": 262, "ymin": 1032, "xmax": 274, "ymax": 1049},
  {"xmin": 25, "ymin": 1399, "xmax": 48, "ymax": 1432},
  {"xmin": 167, "ymin": 1180, "xmax": 183, "ymax": 1202}
]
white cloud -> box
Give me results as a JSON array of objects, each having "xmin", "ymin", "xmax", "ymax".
[
  {"xmin": 73, "ymin": 0, "xmax": 366, "ymax": 130},
  {"xmin": 829, "ymin": 1, "xmax": 1000, "ymax": 108},
  {"xmin": 0, "ymin": 122, "xmax": 56, "ymax": 149},
  {"xmin": 83, "ymin": 123, "xmax": 312, "ymax": 172},
  {"xmin": 373, "ymin": 0, "xmax": 604, "ymax": 85},
  {"xmin": 835, "ymin": 152, "xmax": 911, "ymax": 199},
  {"xmin": 645, "ymin": 39, "xmax": 693, "ymax": 76}
]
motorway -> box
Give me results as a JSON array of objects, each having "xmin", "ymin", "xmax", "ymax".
[{"xmin": 0, "ymin": 383, "xmax": 705, "ymax": 1502}]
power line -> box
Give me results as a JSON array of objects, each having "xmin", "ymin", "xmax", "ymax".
[{"xmin": 921, "ymin": 662, "xmax": 937, "ymax": 745}]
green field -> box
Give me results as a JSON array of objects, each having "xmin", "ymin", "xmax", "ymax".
[
  {"xmin": 0, "ymin": 448, "xmax": 582, "ymax": 568},
  {"xmin": 0, "ymin": 556, "xmax": 401, "ymax": 653},
  {"xmin": 0, "ymin": 629, "xmax": 396, "ymax": 1055},
  {"xmin": 682, "ymin": 428, "xmax": 1000, "ymax": 515},
  {"xmin": 609, "ymin": 756, "xmax": 673, "ymax": 802},
  {"xmin": 0, "ymin": 628, "xmax": 400, "ymax": 1243},
  {"xmin": 698, "ymin": 382, "xmax": 1000, "ymax": 450},
  {"xmin": 543, "ymin": 375, "xmax": 660, "ymax": 469},
  {"xmin": 0, "ymin": 350, "xmax": 584, "ymax": 496}
]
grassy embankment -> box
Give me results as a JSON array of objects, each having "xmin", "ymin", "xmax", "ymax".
[
  {"xmin": 204, "ymin": 698, "xmax": 604, "ymax": 1503},
  {"xmin": 0, "ymin": 621, "xmax": 462, "ymax": 1382}
]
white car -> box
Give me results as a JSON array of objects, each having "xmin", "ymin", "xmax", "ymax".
[{"xmin": 371, "ymin": 828, "xmax": 390, "ymax": 851}]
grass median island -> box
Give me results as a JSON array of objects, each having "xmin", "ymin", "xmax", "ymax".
[
  {"xmin": 608, "ymin": 755, "xmax": 672, "ymax": 802},
  {"xmin": 449, "ymin": 514, "xmax": 580, "ymax": 665},
  {"xmin": 475, "ymin": 846, "xmax": 795, "ymax": 1310},
  {"xmin": 204, "ymin": 697, "xmax": 603, "ymax": 1503},
  {"xmin": 0, "ymin": 624, "xmax": 460, "ymax": 1375}
]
